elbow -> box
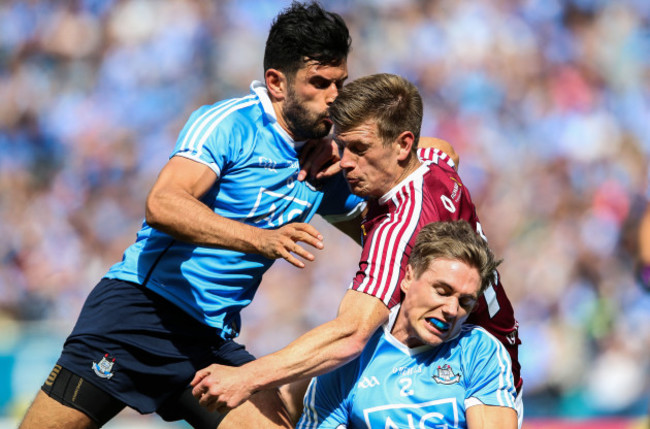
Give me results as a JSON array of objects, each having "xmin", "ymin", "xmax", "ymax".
[
  {"xmin": 145, "ymin": 191, "xmax": 165, "ymax": 230},
  {"xmin": 335, "ymin": 321, "xmax": 378, "ymax": 362},
  {"xmin": 346, "ymin": 331, "xmax": 371, "ymax": 358}
]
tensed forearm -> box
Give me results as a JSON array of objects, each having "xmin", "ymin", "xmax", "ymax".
[
  {"xmin": 243, "ymin": 319, "xmax": 369, "ymax": 393},
  {"xmin": 146, "ymin": 187, "xmax": 260, "ymax": 253}
]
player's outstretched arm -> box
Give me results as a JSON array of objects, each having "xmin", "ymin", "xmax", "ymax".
[
  {"xmin": 190, "ymin": 289, "xmax": 389, "ymax": 412},
  {"xmin": 419, "ymin": 137, "xmax": 459, "ymax": 168},
  {"xmin": 146, "ymin": 156, "xmax": 324, "ymax": 268},
  {"xmin": 466, "ymin": 404, "xmax": 517, "ymax": 429}
]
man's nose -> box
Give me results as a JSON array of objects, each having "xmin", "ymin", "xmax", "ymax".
[
  {"xmin": 441, "ymin": 296, "xmax": 459, "ymax": 318},
  {"xmin": 326, "ymin": 84, "xmax": 338, "ymax": 105},
  {"xmin": 339, "ymin": 148, "xmax": 355, "ymax": 169}
]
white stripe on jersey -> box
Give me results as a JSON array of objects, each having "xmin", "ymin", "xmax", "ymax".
[
  {"xmin": 300, "ymin": 377, "xmax": 348, "ymax": 429},
  {"xmin": 375, "ymin": 185, "xmax": 420, "ymax": 297},
  {"xmin": 359, "ymin": 177, "xmax": 423, "ymax": 305},
  {"xmin": 299, "ymin": 378, "xmax": 318, "ymax": 429},
  {"xmin": 484, "ymin": 283, "xmax": 499, "ymax": 318},
  {"xmin": 360, "ymin": 194, "xmax": 403, "ymax": 298},
  {"xmin": 472, "ymin": 326, "xmax": 516, "ymax": 408},
  {"xmin": 417, "ymin": 147, "xmax": 455, "ymax": 169},
  {"xmin": 179, "ymin": 97, "xmax": 240, "ymax": 152},
  {"xmin": 180, "ymin": 95, "xmax": 257, "ymax": 157}
]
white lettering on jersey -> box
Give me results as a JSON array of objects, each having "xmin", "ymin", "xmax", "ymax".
[
  {"xmin": 363, "ymin": 398, "xmax": 458, "ymax": 429},
  {"xmin": 247, "ymin": 188, "xmax": 312, "ymax": 227},
  {"xmin": 286, "ymin": 175, "xmax": 295, "ymax": 189},
  {"xmin": 440, "ymin": 195, "xmax": 456, "ymax": 213},
  {"xmin": 393, "ymin": 365, "xmax": 423, "ymax": 376},
  {"xmin": 258, "ymin": 156, "xmax": 277, "ymax": 172},
  {"xmin": 286, "ymin": 162, "xmax": 300, "ymax": 189},
  {"xmin": 450, "ymin": 182, "xmax": 460, "ymax": 200}
]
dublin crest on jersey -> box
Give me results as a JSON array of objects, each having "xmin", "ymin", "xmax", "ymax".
[
  {"xmin": 433, "ymin": 364, "xmax": 461, "ymax": 385},
  {"xmin": 92, "ymin": 354, "xmax": 116, "ymax": 379}
]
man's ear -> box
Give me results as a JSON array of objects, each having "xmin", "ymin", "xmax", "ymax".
[
  {"xmin": 396, "ymin": 131, "xmax": 415, "ymax": 161},
  {"xmin": 401, "ymin": 264, "xmax": 415, "ymax": 294},
  {"xmin": 265, "ymin": 68, "xmax": 287, "ymax": 101}
]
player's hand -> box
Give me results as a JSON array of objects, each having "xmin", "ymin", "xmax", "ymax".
[
  {"xmin": 298, "ymin": 136, "xmax": 341, "ymax": 182},
  {"xmin": 191, "ymin": 364, "xmax": 253, "ymax": 413},
  {"xmin": 256, "ymin": 223, "xmax": 324, "ymax": 268}
]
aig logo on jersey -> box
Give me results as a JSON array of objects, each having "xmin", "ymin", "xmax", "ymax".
[
  {"xmin": 358, "ymin": 376, "xmax": 380, "ymax": 389},
  {"xmin": 247, "ymin": 187, "xmax": 312, "ymax": 227},
  {"xmin": 363, "ymin": 398, "xmax": 459, "ymax": 429}
]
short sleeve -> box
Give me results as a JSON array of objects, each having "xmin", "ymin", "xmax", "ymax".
[
  {"xmin": 171, "ymin": 103, "xmax": 243, "ymax": 178},
  {"xmin": 297, "ymin": 364, "xmax": 357, "ymax": 429},
  {"xmin": 462, "ymin": 327, "xmax": 517, "ymax": 410},
  {"xmin": 417, "ymin": 147, "xmax": 456, "ymax": 171}
]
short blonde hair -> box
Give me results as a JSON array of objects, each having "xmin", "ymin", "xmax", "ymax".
[{"xmin": 408, "ymin": 221, "xmax": 501, "ymax": 295}]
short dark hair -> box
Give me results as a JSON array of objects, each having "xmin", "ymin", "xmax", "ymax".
[
  {"xmin": 408, "ymin": 221, "xmax": 501, "ymax": 295},
  {"xmin": 329, "ymin": 73, "xmax": 423, "ymax": 147},
  {"xmin": 264, "ymin": 1, "xmax": 351, "ymax": 78}
]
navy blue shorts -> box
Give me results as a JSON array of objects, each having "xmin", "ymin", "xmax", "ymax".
[{"xmin": 56, "ymin": 278, "xmax": 255, "ymax": 414}]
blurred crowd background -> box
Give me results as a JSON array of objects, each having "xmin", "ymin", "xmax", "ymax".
[{"xmin": 1, "ymin": 0, "xmax": 649, "ymax": 427}]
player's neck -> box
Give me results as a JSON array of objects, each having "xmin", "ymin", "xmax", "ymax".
[
  {"xmin": 271, "ymin": 102, "xmax": 295, "ymax": 140},
  {"xmin": 391, "ymin": 156, "xmax": 421, "ymax": 190},
  {"xmin": 390, "ymin": 319, "xmax": 425, "ymax": 349}
]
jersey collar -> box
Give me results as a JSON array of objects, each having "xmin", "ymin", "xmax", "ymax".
[
  {"xmin": 377, "ymin": 162, "xmax": 428, "ymax": 206},
  {"xmin": 384, "ymin": 305, "xmax": 431, "ymax": 356}
]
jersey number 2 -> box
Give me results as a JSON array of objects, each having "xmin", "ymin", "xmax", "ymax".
[{"xmin": 399, "ymin": 377, "xmax": 414, "ymax": 397}]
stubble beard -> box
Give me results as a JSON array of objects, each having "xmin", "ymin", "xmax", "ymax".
[{"xmin": 282, "ymin": 89, "xmax": 331, "ymax": 141}]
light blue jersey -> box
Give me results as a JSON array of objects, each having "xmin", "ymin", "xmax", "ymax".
[
  {"xmin": 299, "ymin": 307, "xmax": 517, "ymax": 429},
  {"xmin": 106, "ymin": 81, "xmax": 364, "ymax": 339}
]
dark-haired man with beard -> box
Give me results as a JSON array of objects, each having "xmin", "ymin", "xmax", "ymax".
[{"xmin": 20, "ymin": 2, "xmax": 360, "ymax": 429}]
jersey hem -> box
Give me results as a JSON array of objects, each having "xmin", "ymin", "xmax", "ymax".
[{"xmin": 103, "ymin": 273, "xmax": 231, "ymax": 338}]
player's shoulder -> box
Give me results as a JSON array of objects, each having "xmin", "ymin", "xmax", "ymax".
[
  {"xmin": 417, "ymin": 147, "xmax": 457, "ymax": 171},
  {"xmin": 188, "ymin": 94, "xmax": 262, "ymax": 131},
  {"xmin": 457, "ymin": 324, "xmax": 504, "ymax": 352},
  {"xmin": 420, "ymin": 159, "xmax": 467, "ymax": 199},
  {"xmin": 422, "ymin": 158, "xmax": 461, "ymax": 182}
]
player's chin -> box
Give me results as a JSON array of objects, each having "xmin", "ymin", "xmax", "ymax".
[
  {"xmin": 419, "ymin": 326, "xmax": 444, "ymax": 346},
  {"xmin": 422, "ymin": 334, "xmax": 444, "ymax": 348},
  {"xmin": 312, "ymin": 122, "xmax": 332, "ymax": 138},
  {"xmin": 348, "ymin": 184, "xmax": 369, "ymax": 197}
]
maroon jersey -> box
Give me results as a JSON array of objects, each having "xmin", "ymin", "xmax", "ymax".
[{"xmin": 351, "ymin": 147, "xmax": 522, "ymax": 391}]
